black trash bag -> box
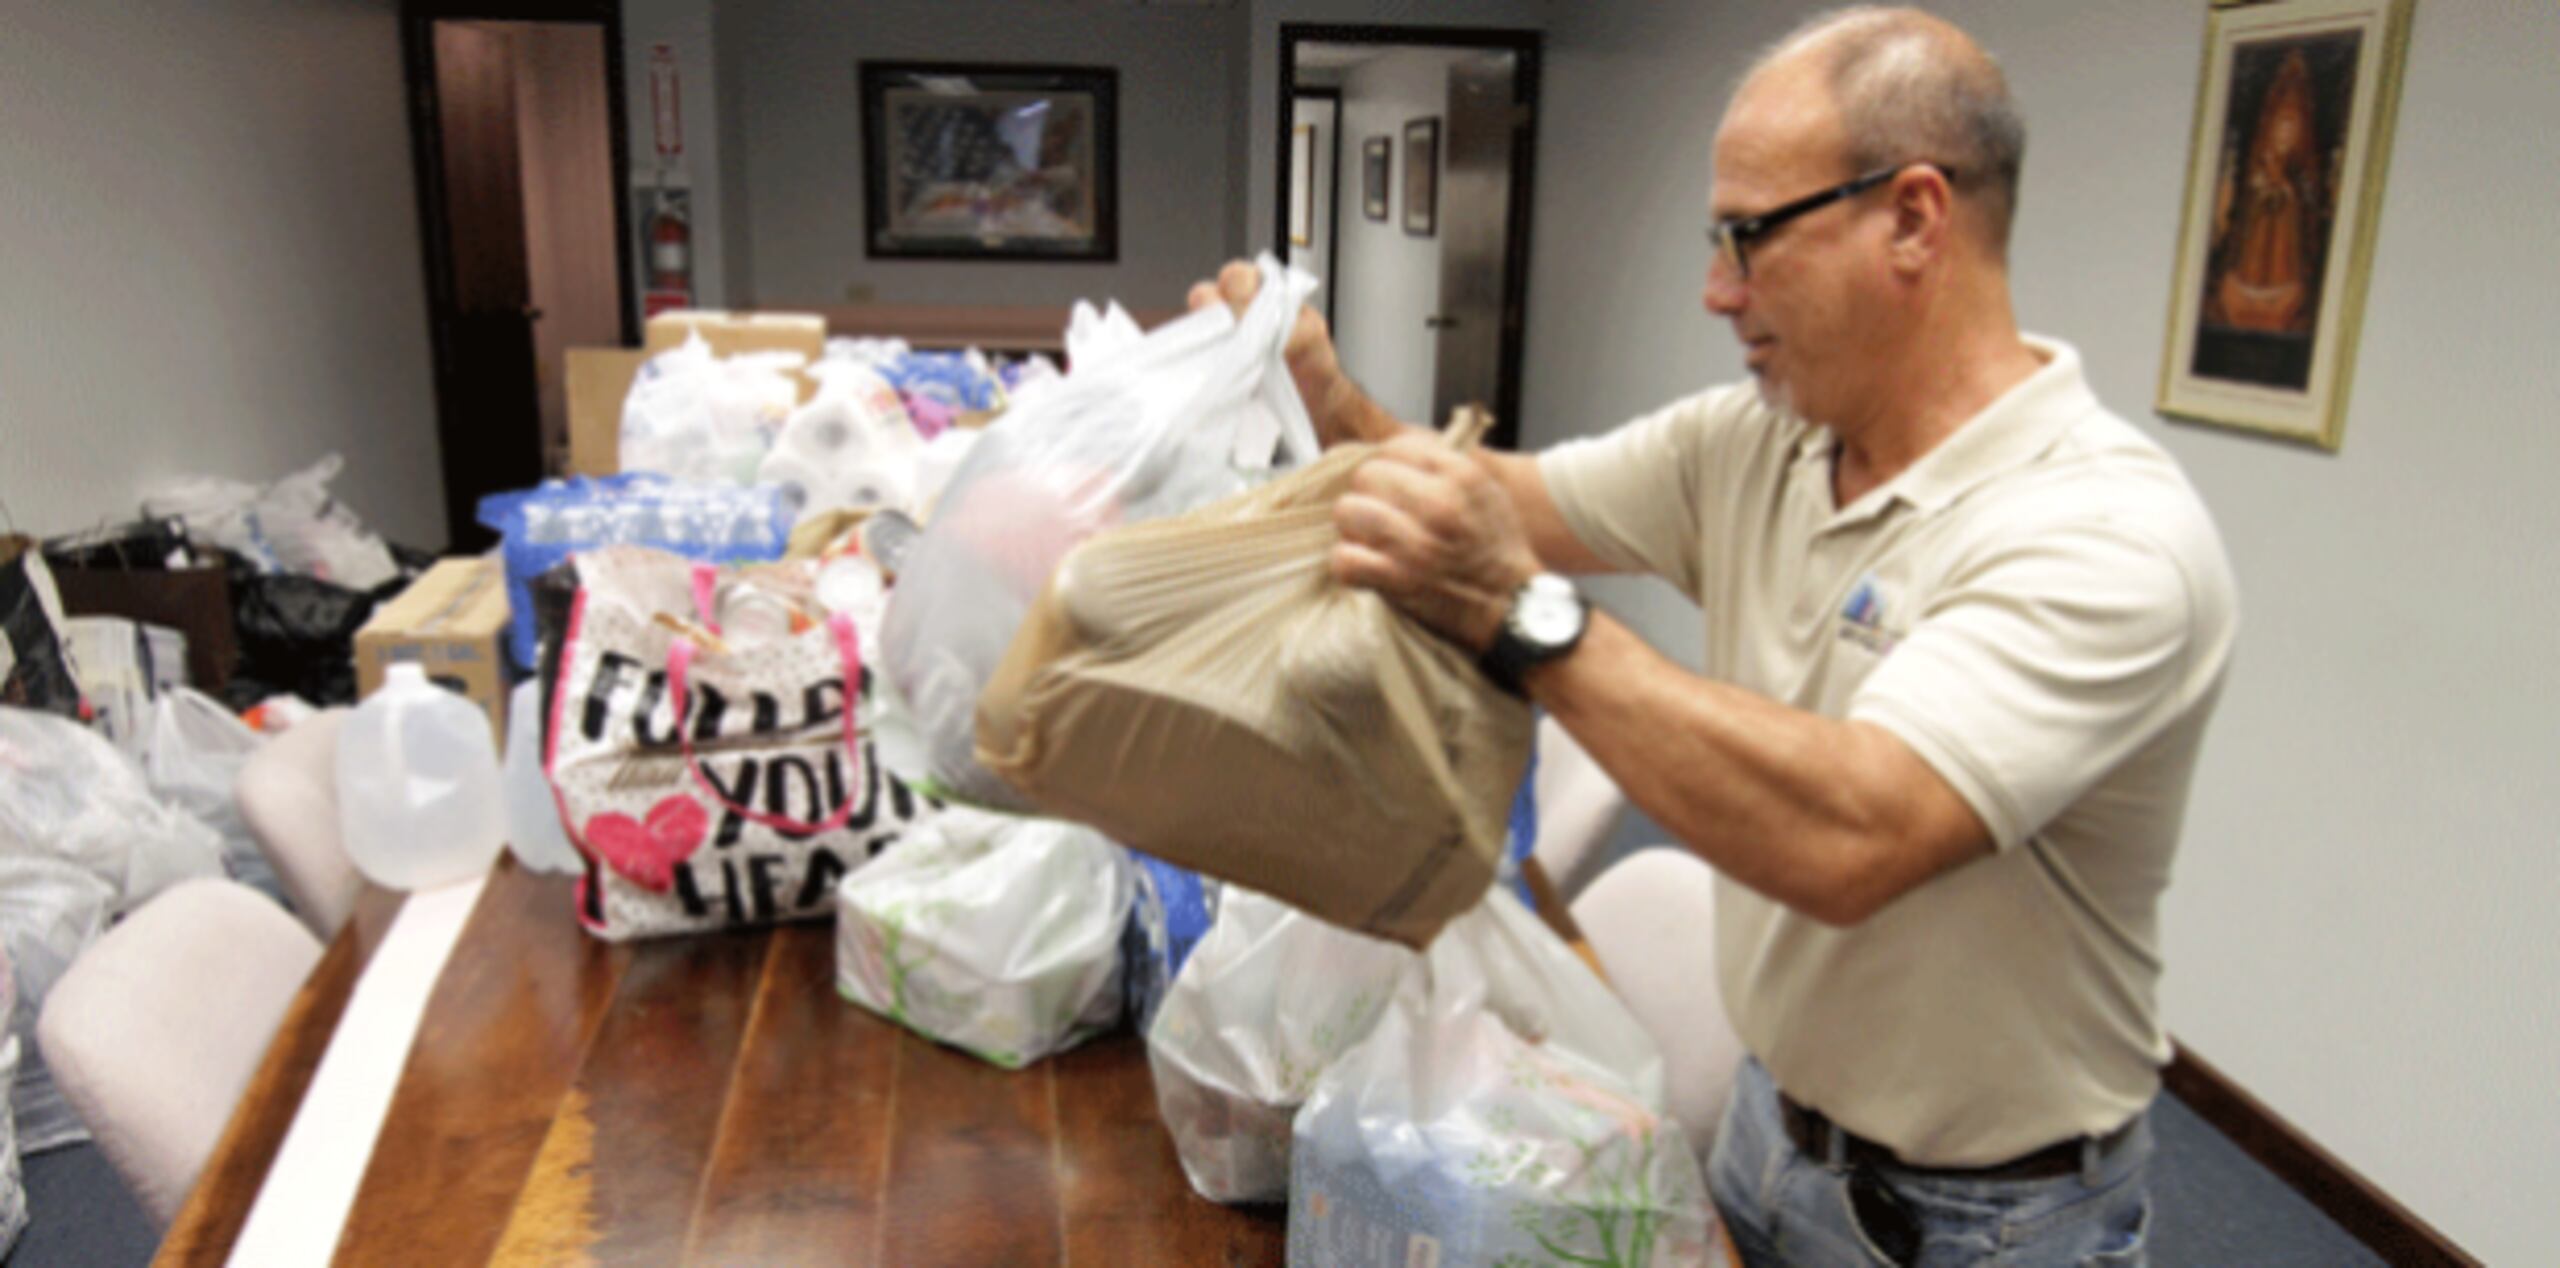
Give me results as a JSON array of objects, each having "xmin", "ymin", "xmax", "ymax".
[
  {"xmin": 0, "ymin": 544, "xmax": 83, "ymax": 719},
  {"xmin": 225, "ymin": 569, "xmax": 384, "ymax": 708},
  {"xmin": 213, "ymin": 540, "xmax": 435, "ymax": 712}
]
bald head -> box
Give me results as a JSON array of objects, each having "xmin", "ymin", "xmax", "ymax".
[{"xmin": 1744, "ymin": 7, "xmax": 2026, "ymax": 255}]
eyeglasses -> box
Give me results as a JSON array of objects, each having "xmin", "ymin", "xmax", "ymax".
[{"xmin": 1707, "ymin": 163, "xmax": 1952, "ymax": 280}]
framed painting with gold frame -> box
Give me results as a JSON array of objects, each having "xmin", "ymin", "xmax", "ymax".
[{"xmin": 2157, "ymin": 0, "xmax": 2412, "ymax": 451}]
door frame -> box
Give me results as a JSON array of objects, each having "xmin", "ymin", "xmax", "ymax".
[
  {"xmin": 1288, "ymin": 85, "xmax": 1345, "ymax": 327},
  {"xmin": 1277, "ymin": 23, "xmax": 1541, "ymax": 451}
]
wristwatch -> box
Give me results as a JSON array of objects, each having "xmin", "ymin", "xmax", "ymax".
[{"xmin": 1479, "ymin": 572, "xmax": 1588, "ymax": 697}]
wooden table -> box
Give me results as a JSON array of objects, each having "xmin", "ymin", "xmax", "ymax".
[{"xmin": 158, "ymin": 860, "xmax": 1596, "ymax": 1266}]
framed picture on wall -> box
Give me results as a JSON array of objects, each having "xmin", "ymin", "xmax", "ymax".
[
  {"xmin": 1403, "ymin": 117, "xmax": 1439, "ymax": 237},
  {"xmin": 1290, "ymin": 123, "xmax": 1316, "ymax": 247},
  {"xmin": 2157, "ymin": 0, "xmax": 2412, "ymax": 451},
  {"xmin": 858, "ymin": 62, "xmax": 1118, "ymax": 261},
  {"xmin": 1362, "ymin": 136, "xmax": 1391, "ymax": 222}
]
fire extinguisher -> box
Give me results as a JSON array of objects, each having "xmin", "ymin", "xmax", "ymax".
[{"xmin": 648, "ymin": 192, "xmax": 691, "ymax": 296}]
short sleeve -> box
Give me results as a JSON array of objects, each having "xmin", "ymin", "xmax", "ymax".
[
  {"xmin": 1537, "ymin": 389, "xmax": 1732, "ymax": 593},
  {"xmin": 1848, "ymin": 524, "xmax": 2230, "ymax": 852}
]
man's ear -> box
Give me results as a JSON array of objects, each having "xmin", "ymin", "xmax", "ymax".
[{"xmin": 1886, "ymin": 166, "xmax": 1955, "ymax": 273}]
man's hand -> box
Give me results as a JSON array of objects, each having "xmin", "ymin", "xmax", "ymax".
[
  {"xmin": 1184, "ymin": 259, "xmax": 1378, "ymax": 447},
  {"xmin": 1331, "ymin": 433, "xmax": 1543, "ymax": 654}
]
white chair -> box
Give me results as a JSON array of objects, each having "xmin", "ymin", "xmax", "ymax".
[
  {"xmin": 1529, "ymin": 715, "xmax": 1630, "ymax": 902},
  {"xmin": 1571, "ymin": 847, "xmax": 1749, "ymax": 1164},
  {"xmin": 234, "ymin": 709, "xmax": 361, "ymax": 940},
  {"xmin": 36, "ymin": 878, "xmax": 321, "ymax": 1226}
]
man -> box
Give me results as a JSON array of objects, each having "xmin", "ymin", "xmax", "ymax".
[{"xmin": 1192, "ymin": 7, "xmax": 2235, "ymax": 1265}]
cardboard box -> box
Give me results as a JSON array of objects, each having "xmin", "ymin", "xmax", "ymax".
[
  {"xmin": 643, "ymin": 309, "xmax": 826, "ymax": 359},
  {"xmin": 355, "ymin": 558, "xmax": 510, "ymax": 746},
  {"xmin": 566, "ymin": 347, "xmax": 651, "ymax": 477}
]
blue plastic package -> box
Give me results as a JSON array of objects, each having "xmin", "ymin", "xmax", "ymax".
[
  {"xmin": 1498, "ymin": 731, "xmax": 1542, "ymax": 912},
  {"xmin": 1123, "ymin": 848, "xmax": 1220, "ymax": 1033},
  {"xmin": 475, "ymin": 473, "xmax": 792, "ymax": 669},
  {"xmin": 881, "ymin": 349, "xmax": 1003, "ymax": 413}
]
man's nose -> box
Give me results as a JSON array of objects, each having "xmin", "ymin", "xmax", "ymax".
[{"xmin": 1703, "ymin": 255, "xmax": 1747, "ymax": 316}]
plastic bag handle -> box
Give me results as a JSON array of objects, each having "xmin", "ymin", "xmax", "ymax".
[
  {"xmin": 689, "ymin": 561, "xmax": 721, "ymax": 634},
  {"xmin": 1244, "ymin": 254, "xmax": 1327, "ymax": 467},
  {"xmin": 665, "ymin": 611, "xmax": 865, "ymax": 835},
  {"xmin": 1440, "ymin": 405, "xmax": 1493, "ymax": 453}
]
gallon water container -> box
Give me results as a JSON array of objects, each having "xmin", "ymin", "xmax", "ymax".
[
  {"xmin": 500, "ymin": 677, "xmax": 582, "ymax": 874},
  {"xmin": 336, "ymin": 662, "xmax": 504, "ymax": 890}
]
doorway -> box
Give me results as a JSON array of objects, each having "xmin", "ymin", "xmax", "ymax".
[
  {"xmin": 402, "ymin": 2, "xmax": 634, "ymax": 550},
  {"xmin": 1279, "ymin": 26, "xmax": 1540, "ymax": 453}
]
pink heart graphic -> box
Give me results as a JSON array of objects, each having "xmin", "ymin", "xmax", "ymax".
[{"xmin": 583, "ymin": 795, "xmax": 709, "ymax": 894}]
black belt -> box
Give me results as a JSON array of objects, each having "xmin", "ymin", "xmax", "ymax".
[{"xmin": 1777, "ymin": 1090, "xmax": 2138, "ymax": 1182}]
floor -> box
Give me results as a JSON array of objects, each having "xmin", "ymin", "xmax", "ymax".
[{"xmin": 2, "ymin": 1091, "xmax": 2389, "ymax": 1266}]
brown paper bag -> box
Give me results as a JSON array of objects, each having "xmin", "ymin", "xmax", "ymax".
[{"xmin": 975, "ymin": 412, "xmax": 1529, "ymax": 947}]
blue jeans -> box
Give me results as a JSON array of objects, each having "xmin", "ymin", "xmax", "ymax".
[{"xmin": 1708, "ymin": 1060, "xmax": 2153, "ymax": 1267}]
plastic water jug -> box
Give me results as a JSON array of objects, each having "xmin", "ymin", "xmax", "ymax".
[
  {"xmin": 500, "ymin": 678, "xmax": 583, "ymax": 874},
  {"xmin": 336, "ymin": 663, "xmax": 504, "ymax": 890}
]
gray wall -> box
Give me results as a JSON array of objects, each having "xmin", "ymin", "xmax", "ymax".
[
  {"xmin": 624, "ymin": 0, "xmax": 729, "ymax": 308},
  {"xmin": 1330, "ymin": 49, "xmax": 1470, "ymax": 423},
  {"xmin": 1524, "ymin": 5, "xmax": 2553, "ymax": 1260},
  {"xmin": 0, "ymin": 0, "xmax": 445, "ymax": 549},
  {"xmin": 715, "ymin": 0, "xmax": 1243, "ymax": 311}
]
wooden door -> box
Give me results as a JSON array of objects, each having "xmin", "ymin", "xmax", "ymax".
[
  {"xmin": 511, "ymin": 23, "xmax": 621, "ymax": 478},
  {"xmin": 1429, "ymin": 52, "xmax": 1523, "ymax": 446},
  {"xmin": 423, "ymin": 21, "xmax": 545, "ymax": 551}
]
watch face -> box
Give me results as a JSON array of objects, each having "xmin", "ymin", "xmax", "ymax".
[{"xmin": 1514, "ymin": 580, "xmax": 1585, "ymax": 648}]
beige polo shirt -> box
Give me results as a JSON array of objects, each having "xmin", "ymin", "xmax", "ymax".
[{"xmin": 1538, "ymin": 338, "xmax": 2237, "ymax": 1166}]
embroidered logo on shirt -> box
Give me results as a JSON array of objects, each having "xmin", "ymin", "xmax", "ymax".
[{"xmin": 1839, "ymin": 573, "xmax": 1902, "ymax": 655}]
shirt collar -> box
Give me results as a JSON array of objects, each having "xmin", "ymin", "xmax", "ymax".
[{"xmin": 1788, "ymin": 335, "xmax": 2095, "ymax": 517}]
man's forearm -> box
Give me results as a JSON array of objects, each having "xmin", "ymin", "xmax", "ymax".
[
  {"xmin": 1523, "ymin": 612, "xmax": 1987, "ymax": 925},
  {"xmin": 1310, "ymin": 370, "xmax": 1415, "ymax": 447}
]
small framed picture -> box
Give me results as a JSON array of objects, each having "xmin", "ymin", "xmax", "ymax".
[
  {"xmin": 1362, "ymin": 136, "xmax": 1391, "ymax": 222},
  {"xmin": 2157, "ymin": 0, "xmax": 2412, "ymax": 451},
  {"xmin": 1402, "ymin": 117, "xmax": 1439, "ymax": 238},
  {"xmin": 858, "ymin": 61, "xmax": 1118, "ymax": 262}
]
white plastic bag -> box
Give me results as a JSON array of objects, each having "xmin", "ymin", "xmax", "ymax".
[
  {"xmin": 0, "ymin": 943, "xmax": 27, "ymax": 1249},
  {"xmin": 833, "ymin": 807, "xmax": 1131, "ymax": 1069},
  {"xmin": 139, "ymin": 688, "xmax": 284, "ymax": 901},
  {"xmin": 1287, "ymin": 889, "xmax": 1720, "ymax": 1266},
  {"xmin": 1146, "ymin": 890, "xmax": 1416, "ymax": 1203},
  {"xmin": 620, "ymin": 333, "xmax": 805, "ymax": 485},
  {"xmin": 0, "ymin": 706, "xmax": 226, "ymax": 913},
  {"xmin": 143, "ymin": 455, "xmax": 399, "ymax": 588},
  {"xmin": 910, "ymin": 427, "xmax": 981, "ymax": 520},
  {"xmin": 256, "ymin": 454, "xmax": 400, "ymax": 589},
  {"xmin": 879, "ymin": 255, "xmax": 1321, "ymax": 808},
  {"xmin": 758, "ymin": 358, "xmax": 924, "ymax": 520},
  {"xmin": 0, "ymin": 854, "xmax": 113, "ymax": 1153},
  {"xmin": 142, "ymin": 473, "xmax": 276, "ymax": 571}
]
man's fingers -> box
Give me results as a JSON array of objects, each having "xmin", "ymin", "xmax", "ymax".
[
  {"xmin": 1329, "ymin": 539, "xmax": 1408, "ymax": 595},
  {"xmin": 1333, "ymin": 491, "xmax": 1435, "ymax": 564},
  {"xmin": 1217, "ymin": 260, "xmax": 1260, "ymax": 311},
  {"xmin": 1348, "ymin": 454, "xmax": 1468, "ymax": 539},
  {"xmin": 1186, "ymin": 281, "xmax": 1222, "ymax": 312}
]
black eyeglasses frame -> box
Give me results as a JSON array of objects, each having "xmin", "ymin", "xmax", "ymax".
[{"xmin": 1707, "ymin": 162, "xmax": 1955, "ymax": 279}]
